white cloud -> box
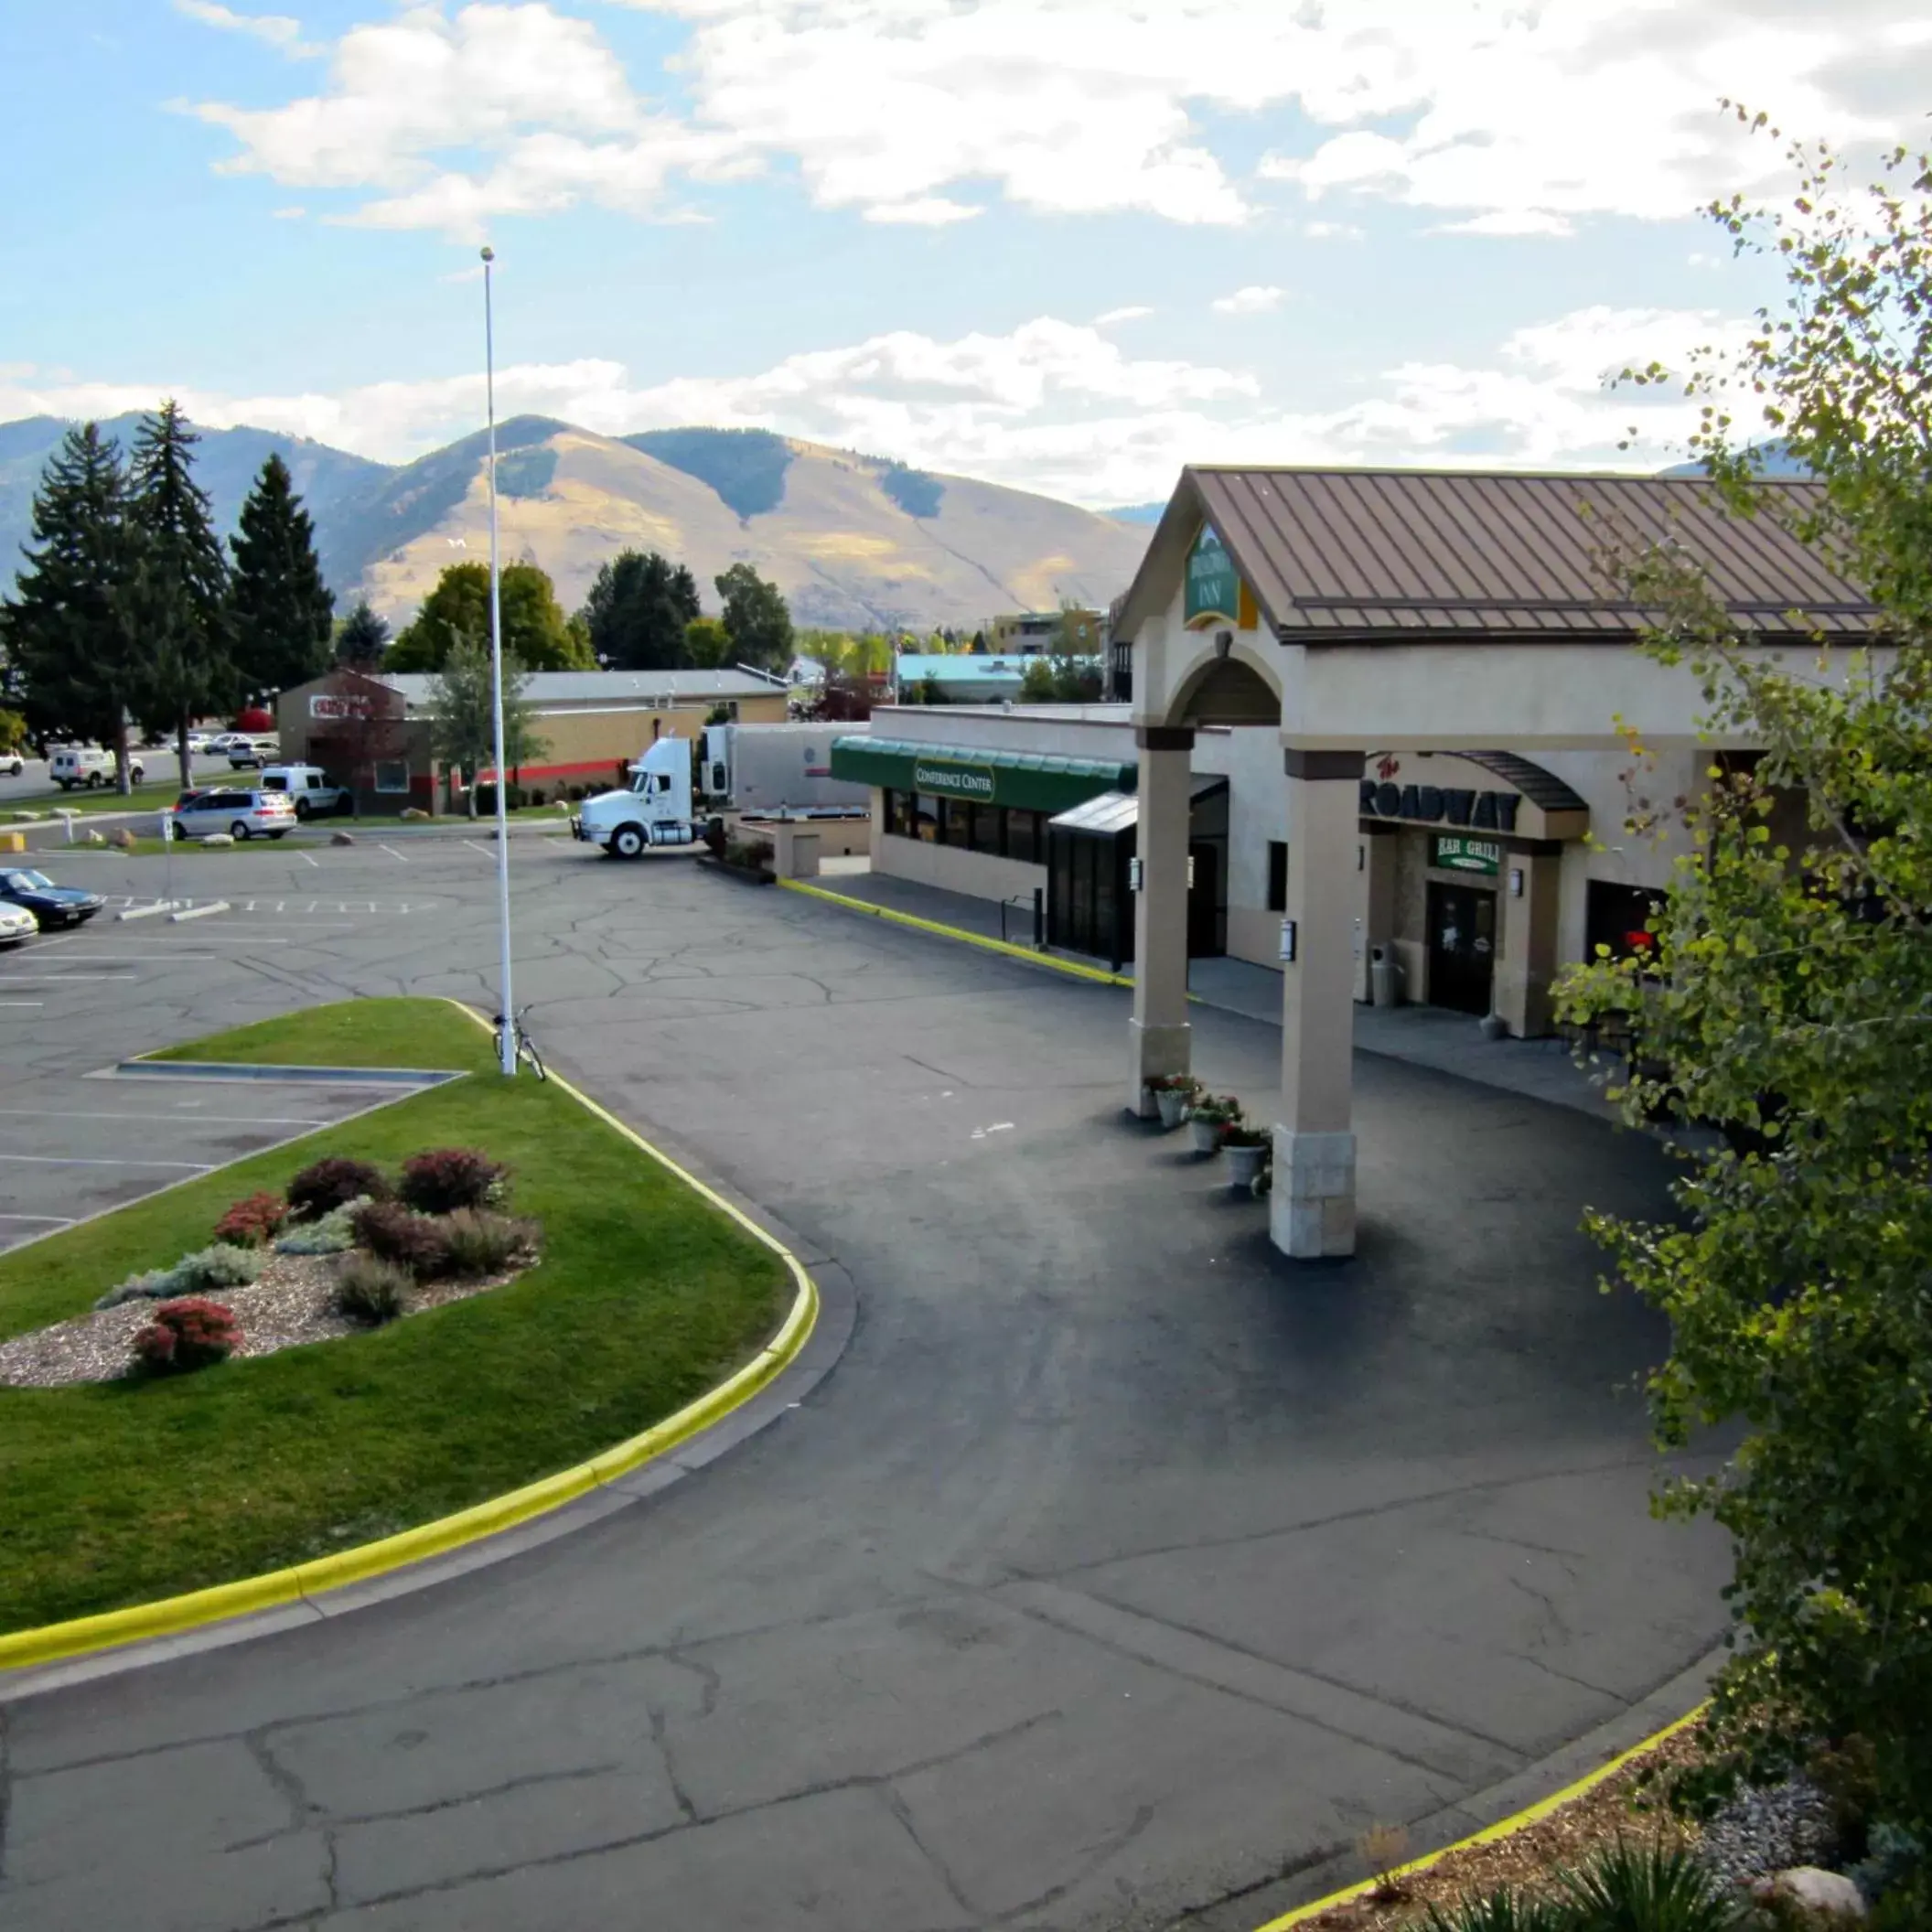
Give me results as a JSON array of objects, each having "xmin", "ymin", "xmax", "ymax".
[
  {"xmin": 0, "ymin": 303, "xmax": 1760, "ymax": 509},
  {"xmin": 1304, "ymin": 220, "xmax": 1362, "ymax": 241},
  {"xmin": 271, "ymin": 205, "xmax": 306, "ymax": 220},
  {"xmin": 1094, "ymin": 306, "xmax": 1154, "ymax": 327},
  {"xmin": 862, "ymin": 198, "xmax": 981, "ymax": 227},
  {"xmin": 1211, "ymin": 284, "xmax": 1287, "ymax": 316},
  {"xmin": 174, "ymin": 0, "xmax": 317, "ymax": 58}
]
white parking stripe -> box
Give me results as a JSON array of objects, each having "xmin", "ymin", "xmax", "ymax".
[
  {"xmin": 0, "ymin": 974, "xmax": 129, "ymax": 982},
  {"xmin": 0, "ymin": 1107, "xmax": 330, "ymax": 1124},
  {"xmin": 0, "ymin": 1154, "xmax": 214, "ymax": 1170},
  {"xmin": 379, "ymin": 844, "xmax": 408, "ymax": 863},
  {"xmin": 298, "ymin": 850, "xmax": 320, "ymax": 867},
  {"xmin": 0, "ymin": 1212, "xmax": 75, "ymax": 1224},
  {"xmin": 0, "ymin": 1001, "xmax": 44, "ymax": 1008},
  {"xmin": 463, "ymin": 840, "xmax": 495, "ymax": 858}
]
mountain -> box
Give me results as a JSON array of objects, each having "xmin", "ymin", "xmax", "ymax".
[
  {"xmin": 1, "ymin": 414, "xmax": 1151, "ymax": 633},
  {"xmin": 1106, "ymin": 502, "xmax": 1168, "ymax": 526},
  {"xmin": 0, "ymin": 414, "xmax": 387, "ymax": 600},
  {"xmin": 1659, "ymin": 441, "xmax": 1810, "ymax": 479}
]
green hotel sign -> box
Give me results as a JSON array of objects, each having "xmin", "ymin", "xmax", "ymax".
[
  {"xmin": 1184, "ymin": 523, "xmax": 1241, "ymax": 626},
  {"xmin": 1431, "ymin": 834, "xmax": 1502, "ymax": 876}
]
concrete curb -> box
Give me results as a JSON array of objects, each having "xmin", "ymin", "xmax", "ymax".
[
  {"xmin": 1230, "ymin": 1652, "xmax": 1723, "ymax": 1931},
  {"xmin": 777, "ymin": 875, "xmax": 1132, "ymax": 987},
  {"xmin": 115, "ymin": 900, "xmax": 178, "ymax": 922},
  {"xmin": 0, "ymin": 1001, "xmax": 829, "ymax": 1680}
]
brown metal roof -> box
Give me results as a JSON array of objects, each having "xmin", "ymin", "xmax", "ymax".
[{"xmin": 1122, "ymin": 467, "xmax": 1875, "ymax": 645}]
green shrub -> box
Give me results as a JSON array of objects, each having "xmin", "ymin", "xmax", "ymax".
[
  {"xmin": 287, "ymin": 1156, "xmax": 391, "ymax": 1221},
  {"xmin": 398, "ymin": 1147, "xmax": 507, "ymax": 1215},
  {"xmin": 333, "ymin": 1254, "xmax": 410, "ymax": 1326},
  {"xmin": 350, "ymin": 1200, "xmax": 452, "ymax": 1279},
  {"xmin": 96, "ymin": 1242, "xmax": 262, "ymax": 1311},
  {"xmin": 1552, "ymin": 1837, "xmax": 1745, "ymax": 1931},
  {"xmin": 1425, "ymin": 1891, "xmax": 1568, "ymax": 1932},
  {"xmin": 274, "ymin": 1197, "xmax": 366, "ymax": 1256},
  {"xmin": 439, "ymin": 1208, "xmax": 538, "ymax": 1278}
]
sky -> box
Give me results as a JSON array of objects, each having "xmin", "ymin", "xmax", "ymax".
[{"xmin": 3, "ymin": 0, "xmax": 1927, "ymax": 507}]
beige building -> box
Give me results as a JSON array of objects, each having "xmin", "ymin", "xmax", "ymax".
[
  {"xmin": 978, "ymin": 609, "xmax": 1104, "ymax": 655},
  {"xmin": 278, "ymin": 667, "xmax": 789, "ymax": 813},
  {"xmin": 837, "ymin": 465, "xmax": 1881, "ymax": 1261}
]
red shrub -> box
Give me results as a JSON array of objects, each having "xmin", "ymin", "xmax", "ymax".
[
  {"xmin": 398, "ymin": 1148, "xmax": 507, "ymax": 1215},
  {"xmin": 350, "ymin": 1200, "xmax": 454, "ymax": 1280},
  {"xmin": 214, "ymin": 1191, "xmax": 286, "ymax": 1247},
  {"xmin": 286, "ymin": 1156, "xmax": 391, "ymax": 1222},
  {"xmin": 133, "ymin": 1297, "xmax": 240, "ymax": 1374}
]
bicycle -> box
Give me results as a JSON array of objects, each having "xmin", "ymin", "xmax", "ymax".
[{"xmin": 492, "ymin": 1007, "xmax": 547, "ymax": 1081}]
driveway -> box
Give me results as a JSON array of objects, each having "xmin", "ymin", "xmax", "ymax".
[{"xmin": 0, "ymin": 845, "xmax": 1730, "ymax": 1931}]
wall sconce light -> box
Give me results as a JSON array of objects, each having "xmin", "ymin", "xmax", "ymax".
[
  {"xmin": 1357, "ymin": 844, "xmax": 1365, "ymax": 873},
  {"xmin": 1214, "ymin": 628, "xmax": 1233, "ymax": 660},
  {"xmin": 1508, "ymin": 866, "xmax": 1524, "ymax": 898}
]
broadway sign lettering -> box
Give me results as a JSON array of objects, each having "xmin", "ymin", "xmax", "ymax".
[{"xmin": 1360, "ymin": 778, "xmax": 1521, "ymax": 834}]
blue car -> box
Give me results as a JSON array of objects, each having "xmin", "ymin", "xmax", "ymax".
[{"xmin": 0, "ymin": 868, "xmax": 105, "ymax": 930}]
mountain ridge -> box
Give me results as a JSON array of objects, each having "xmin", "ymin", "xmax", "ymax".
[{"xmin": 0, "ymin": 413, "xmax": 1149, "ymax": 633}]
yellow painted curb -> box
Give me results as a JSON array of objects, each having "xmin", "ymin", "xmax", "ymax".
[
  {"xmin": 1250, "ymin": 1702, "xmax": 1710, "ymax": 1929},
  {"xmin": 777, "ymin": 875, "xmax": 1134, "ymax": 987},
  {"xmin": 0, "ymin": 1004, "xmax": 818, "ymax": 1674}
]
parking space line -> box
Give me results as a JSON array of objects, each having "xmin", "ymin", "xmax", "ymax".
[
  {"xmin": 0, "ymin": 1154, "xmax": 214, "ymax": 1170},
  {"xmin": 0, "ymin": 1108, "xmax": 329, "ymax": 1126},
  {"xmin": 298, "ymin": 851, "xmax": 320, "ymax": 868},
  {"xmin": 463, "ymin": 839, "xmax": 495, "ymax": 858},
  {"xmin": 379, "ymin": 844, "xmax": 408, "ymax": 863},
  {"xmin": 0, "ymin": 975, "xmax": 134, "ymax": 982},
  {"xmin": 0, "ymin": 1001, "xmax": 44, "ymax": 1008},
  {"xmin": 0, "ymin": 1212, "xmax": 75, "ymax": 1225}
]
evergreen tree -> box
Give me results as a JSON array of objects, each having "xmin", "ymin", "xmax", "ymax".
[
  {"xmin": 131, "ymin": 402, "xmax": 232, "ymax": 789},
  {"xmin": 229, "ymin": 454, "xmax": 333, "ymax": 697},
  {"xmin": 714, "ymin": 562, "xmax": 794, "ymax": 671},
  {"xmin": 1, "ymin": 424, "xmax": 146, "ymax": 790},
  {"xmin": 580, "ymin": 550, "xmax": 702, "ymax": 670},
  {"xmin": 336, "ymin": 600, "xmax": 390, "ymax": 669}
]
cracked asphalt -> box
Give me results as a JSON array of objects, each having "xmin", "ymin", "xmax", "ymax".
[{"xmin": 0, "ymin": 838, "xmax": 1731, "ymax": 1931}]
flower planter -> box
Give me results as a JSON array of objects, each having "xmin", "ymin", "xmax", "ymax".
[
  {"xmin": 1155, "ymin": 1088, "xmax": 1190, "ymax": 1130},
  {"xmin": 1188, "ymin": 1117, "xmax": 1224, "ymax": 1155},
  {"xmin": 1222, "ymin": 1143, "xmax": 1269, "ymax": 1191}
]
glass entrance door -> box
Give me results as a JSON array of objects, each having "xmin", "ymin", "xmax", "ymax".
[{"xmin": 1426, "ymin": 881, "xmax": 1497, "ymax": 1015}]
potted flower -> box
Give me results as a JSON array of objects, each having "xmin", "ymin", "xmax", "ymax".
[
  {"xmin": 1185, "ymin": 1092, "xmax": 1240, "ymax": 1155},
  {"xmin": 1145, "ymin": 1073, "xmax": 1201, "ymax": 1130},
  {"xmin": 1219, "ymin": 1120, "xmax": 1271, "ymax": 1191}
]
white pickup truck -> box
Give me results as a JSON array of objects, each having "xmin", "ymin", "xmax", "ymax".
[{"xmin": 570, "ymin": 737, "xmax": 703, "ymax": 858}]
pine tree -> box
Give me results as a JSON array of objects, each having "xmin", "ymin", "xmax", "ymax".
[
  {"xmin": 580, "ymin": 551, "xmax": 701, "ymax": 669},
  {"xmin": 0, "ymin": 424, "xmax": 146, "ymax": 790},
  {"xmin": 131, "ymin": 402, "xmax": 233, "ymax": 789},
  {"xmin": 336, "ymin": 600, "xmax": 390, "ymax": 669},
  {"xmin": 230, "ymin": 454, "xmax": 334, "ymax": 697}
]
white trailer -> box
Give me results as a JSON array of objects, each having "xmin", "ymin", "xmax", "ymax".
[
  {"xmin": 570, "ymin": 737, "xmax": 702, "ymax": 858},
  {"xmin": 702, "ymin": 723, "xmax": 870, "ymax": 817}
]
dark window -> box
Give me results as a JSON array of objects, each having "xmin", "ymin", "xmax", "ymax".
[
  {"xmin": 970, "ymin": 802, "xmax": 1004, "ymax": 855},
  {"xmin": 1267, "ymin": 842, "xmax": 1288, "ymax": 912},
  {"xmin": 940, "ymin": 797, "xmax": 971, "ymax": 846},
  {"xmin": 885, "ymin": 789, "xmax": 916, "ymax": 838},
  {"xmin": 1007, "ymin": 809, "xmax": 1042, "ymax": 865},
  {"xmin": 913, "ymin": 793, "xmax": 939, "ymax": 842},
  {"xmin": 1585, "ymin": 880, "xmax": 1666, "ymax": 963}
]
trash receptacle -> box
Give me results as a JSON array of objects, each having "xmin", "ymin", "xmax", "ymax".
[{"xmin": 1369, "ymin": 945, "xmax": 1401, "ymax": 1008}]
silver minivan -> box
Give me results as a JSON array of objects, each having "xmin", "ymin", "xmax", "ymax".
[{"xmin": 169, "ymin": 786, "xmax": 297, "ymax": 841}]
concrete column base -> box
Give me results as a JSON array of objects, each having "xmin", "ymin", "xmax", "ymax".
[
  {"xmin": 1127, "ymin": 1019, "xmax": 1193, "ymax": 1117},
  {"xmin": 1269, "ymin": 1127, "xmax": 1358, "ymax": 1259}
]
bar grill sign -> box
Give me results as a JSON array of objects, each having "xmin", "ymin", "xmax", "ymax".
[
  {"xmin": 913, "ymin": 758, "xmax": 995, "ymax": 800},
  {"xmin": 1432, "ymin": 834, "xmax": 1501, "ymax": 875}
]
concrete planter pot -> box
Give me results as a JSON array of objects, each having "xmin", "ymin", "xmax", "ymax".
[
  {"xmin": 1155, "ymin": 1088, "xmax": 1191, "ymax": 1130},
  {"xmin": 1222, "ymin": 1142, "xmax": 1269, "ymax": 1191},
  {"xmin": 1187, "ymin": 1117, "xmax": 1224, "ymax": 1156},
  {"xmin": 1477, "ymin": 1012, "xmax": 1508, "ymax": 1042}
]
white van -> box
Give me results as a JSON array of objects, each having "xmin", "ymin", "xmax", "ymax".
[
  {"xmin": 50, "ymin": 746, "xmax": 144, "ymax": 790},
  {"xmin": 258, "ymin": 765, "xmax": 350, "ymax": 820}
]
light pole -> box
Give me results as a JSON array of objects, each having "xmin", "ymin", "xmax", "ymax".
[{"xmin": 481, "ymin": 244, "xmax": 515, "ymax": 1076}]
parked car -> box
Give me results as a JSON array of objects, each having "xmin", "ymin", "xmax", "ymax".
[
  {"xmin": 0, "ymin": 901, "xmax": 36, "ymax": 947},
  {"xmin": 226, "ymin": 736, "xmax": 280, "ymax": 770},
  {"xmin": 0, "ymin": 751, "xmax": 22, "ymax": 778},
  {"xmin": 0, "ymin": 868, "xmax": 105, "ymax": 928},
  {"xmin": 169, "ymin": 787, "xmax": 296, "ymax": 842},
  {"xmin": 258, "ymin": 764, "xmax": 350, "ymax": 819},
  {"xmin": 49, "ymin": 746, "xmax": 144, "ymax": 789}
]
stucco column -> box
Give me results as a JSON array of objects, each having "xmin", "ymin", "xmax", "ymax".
[
  {"xmin": 1494, "ymin": 848, "xmax": 1562, "ymax": 1037},
  {"xmin": 1272, "ymin": 750, "xmax": 1364, "ymax": 1258},
  {"xmin": 1352, "ymin": 825, "xmax": 1397, "ymax": 1003},
  {"xmin": 1127, "ymin": 725, "xmax": 1195, "ymax": 1115}
]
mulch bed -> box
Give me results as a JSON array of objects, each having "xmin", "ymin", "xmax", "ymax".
[{"xmin": 0, "ymin": 1251, "xmax": 521, "ymax": 1389}]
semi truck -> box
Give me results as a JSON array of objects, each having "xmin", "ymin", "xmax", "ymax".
[
  {"xmin": 701, "ymin": 722, "xmax": 870, "ymax": 816},
  {"xmin": 570, "ymin": 737, "xmax": 703, "ymax": 858}
]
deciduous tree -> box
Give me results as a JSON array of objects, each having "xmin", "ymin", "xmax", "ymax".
[
  {"xmin": 426, "ymin": 632, "xmax": 547, "ymax": 818},
  {"xmin": 391, "ymin": 562, "xmax": 588, "ymax": 672},
  {"xmin": 1561, "ymin": 114, "xmax": 1932, "ymax": 1847},
  {"xmin": 714, "ymin": 562, "xmax": 793, "ymax": 671}
]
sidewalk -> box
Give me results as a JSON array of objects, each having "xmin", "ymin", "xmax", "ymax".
[{"xmin": 798, "ymin": 864, "xmax": 1623, "ymax": 1121}]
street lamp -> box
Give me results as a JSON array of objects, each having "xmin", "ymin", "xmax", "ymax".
[{"xmin": 481, "ymin": 244, "xmax": 515, "ymax": 1076}]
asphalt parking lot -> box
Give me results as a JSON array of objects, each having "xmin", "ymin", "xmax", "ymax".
[{"xmin": 0, "ymin": 834, "xmax": 1732, "ymax": 1932}]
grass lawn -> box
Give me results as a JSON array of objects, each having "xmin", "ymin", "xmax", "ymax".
[{"xmin": 0, "ymin": 997, "xmax": 791, "ymax": 1635}]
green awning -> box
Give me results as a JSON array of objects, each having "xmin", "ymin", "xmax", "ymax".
[{"xmin": 831, "ymin": 735, "xmax": 1135, "ymax": 816}]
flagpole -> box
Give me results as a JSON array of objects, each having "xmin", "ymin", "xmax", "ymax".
[{"xmin": 481, "ymin": 244, "xmax": 515, "ymax": 1076}]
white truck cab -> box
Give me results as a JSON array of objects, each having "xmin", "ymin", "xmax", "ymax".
[{"xmin": 571, "ymin": 737, "xmax": 700, "ymax": 858}]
